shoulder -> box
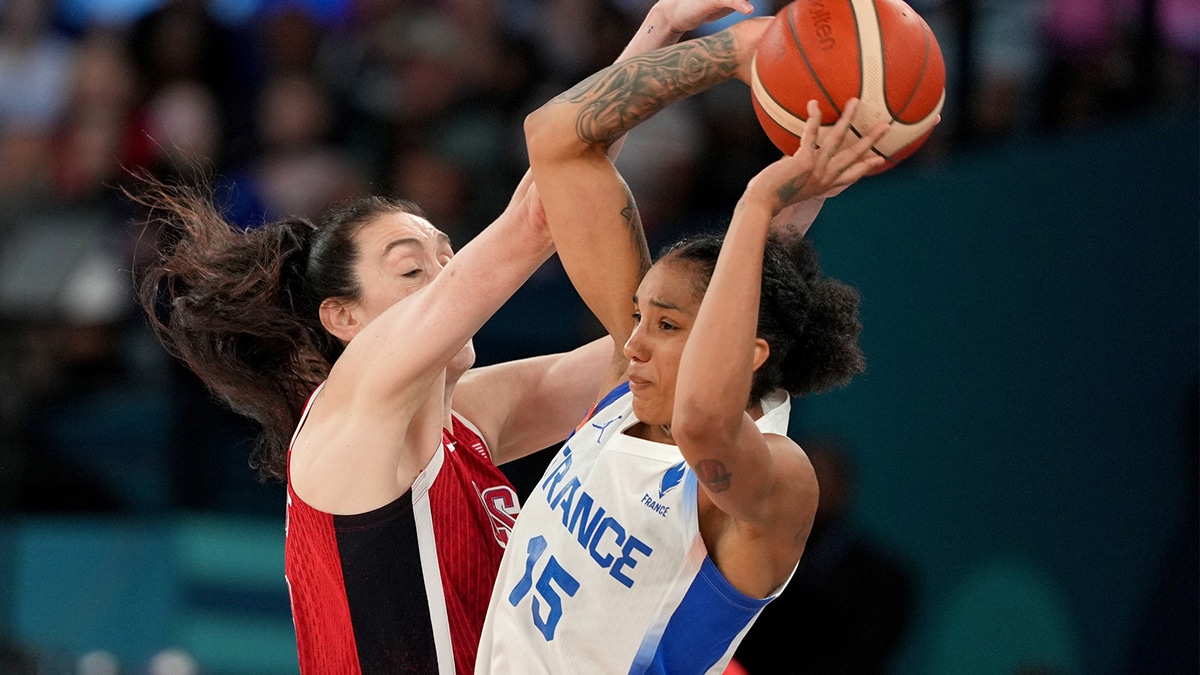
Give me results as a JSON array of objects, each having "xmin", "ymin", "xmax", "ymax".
[
  {"xmin": 770, "ymin": 434, "xmax": 818, "ymax": 501},
  {"xmin": 730, "ymin": 433, "xmax": 818, "ymax": 534}
]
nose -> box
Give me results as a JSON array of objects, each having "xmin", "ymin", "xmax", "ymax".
[{"xmin": 623, "ymin": 325, "xmax": 647, "ymax": 362}]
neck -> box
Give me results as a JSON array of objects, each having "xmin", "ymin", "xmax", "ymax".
[{"xmin": 628, "ymin": 421, "xmax": 675, "ymax": 445}]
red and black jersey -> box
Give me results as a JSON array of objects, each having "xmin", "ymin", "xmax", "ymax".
[{"xmin": 284, "ymin": 388, "xmax": 520, "ymax": 674}]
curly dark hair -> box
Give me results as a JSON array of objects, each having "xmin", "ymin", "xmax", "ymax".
[
  {"xmin": 128, "ymin": 175, "xmax": 423, "ymax": 481},
  {"xmin": 658, "ymin": 231, "xmax": 865, "ymax": 404}
]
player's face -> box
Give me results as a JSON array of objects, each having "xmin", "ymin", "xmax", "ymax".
[
  {"xmin": 623, "ymin": 260, "xmax": 703, "ymax": 428},
  {"xmin": 351, "ymin": 211, "xmax": 455, "ymax": 325},
  {"xmin": 347, "ymin": 211, "xmax": 476, "ymax": 369}
]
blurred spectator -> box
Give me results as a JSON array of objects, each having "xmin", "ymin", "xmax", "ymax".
[
  {"xmin": 1038, "ymin": 0, "xmax": 1199, "ymax": 132},
  {"xmin": 909, "ymin": 0, "xmax": 1044, "ymax": 150},
  {"xmin": 143, "ymin": 80, "xmax": 224, "ymax": 177},
  {"xmin": 243, "ymin": 71, "xmax": 367, "ymax": 222},
  {"xmin": 0, "ymin": 0, "xmax": 76, "ymax": 202},
  {"xmin": 257, "ymin": 4, "xmax": 325, "ymax": 77},
  {"xmin": 0, "ymin": 0, "xmax": 75, "ymax": 134},
  {"xmin": 389, "ymin": 142, "xmax": 475, "ymax": 243},
  {"xmin": 54, "ymin": 26, "xmax": 143, "ymax": 203},
  {"xmin": 734, "ymin": 437, "xmax": 915, "ymax": 674},
  {"xmin": 128, "ymin": 0, "xmax": 254, "ymax": 153}
]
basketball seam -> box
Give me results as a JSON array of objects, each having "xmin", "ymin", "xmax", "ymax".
[
  {"xmin": 788, "ymin": 4, "xmax": 842, "ymax": 119},
  {"xmin": 850, "ymin": 0, "xmax": 864, "ymax": 111},
  {"xmin": 758, "ymin": 55, "xmax": 808, "ymax": 125},
  {"xmin": 871, "ymin": 0, "xmax": 900, "ymax": 122},
  {"xmin": 892, "ymin": 19, "xmax": 932, "ymax": 119},
  {"xmin": 854, "ymin": 0, "xmax": 889, "ymax": 162}
]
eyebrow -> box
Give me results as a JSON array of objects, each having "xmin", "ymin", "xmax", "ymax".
[
  {"xmin": 382, "ymin": 231, "xmax": 452, "ymax": 256},
  {"xmin": 632, "ymin": 294, "xmax": 694, "ymax": 316}
]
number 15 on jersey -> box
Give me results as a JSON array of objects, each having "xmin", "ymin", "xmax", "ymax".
[{"xmin": 507, "ymin": 535, "xmax": 580, "ymax": 640}]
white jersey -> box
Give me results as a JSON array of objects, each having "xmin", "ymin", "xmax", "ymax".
[{"xmin": 476, "ymin": 382, "xmax": 794, "ymax": 674}]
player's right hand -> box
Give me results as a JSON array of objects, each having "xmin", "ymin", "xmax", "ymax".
[{"xmin": 744, "ymin": 98, "xmax": 888, "ymax": 215}]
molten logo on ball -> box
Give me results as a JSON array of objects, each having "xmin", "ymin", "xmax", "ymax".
[{"xmin": 808, "ymin": 0, "xmax": 836, "ymax": 51}]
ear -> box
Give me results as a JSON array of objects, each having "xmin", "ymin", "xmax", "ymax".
[
  {"xmin": 319, "ymin": 297, "xmax": 360, "ymax": 344},
  {"xmin": 751, "ymin": 337, "xmax": 770, "ymax": 372}
]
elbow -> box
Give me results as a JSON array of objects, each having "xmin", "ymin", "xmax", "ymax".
[
  {"xmin": 672, "ymin": 397, "xmax": 739, "ymax": 450},
  {"xmin": 524, "ymin": 105, "xmax": 589, "ymax": 166},
  {"xmin": 524, "ymin": 107, "xmax": 559, "ymax": 165}
]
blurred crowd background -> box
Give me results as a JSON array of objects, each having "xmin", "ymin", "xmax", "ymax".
[{"xmin": 0, "ymin": 0, "xmax": 1195, "ymax": 673}]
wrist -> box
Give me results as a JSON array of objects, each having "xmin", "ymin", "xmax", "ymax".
[
  {"xmin": 646, "ymin": 3, "xmax": 686, "ymax": 41},
  {"xmin": 735, "ymin": 194, "xmax": 778, "ymax": 221}
]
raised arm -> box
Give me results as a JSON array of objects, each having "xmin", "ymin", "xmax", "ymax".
[
  {"xmin": 526, "ymin": 16, "xmax": 770, "ymax": 397},
  {"xmin": 328, "ymin": 172, "xmax": 550, "ymax": 409},
  {"xmin": 672, "ymin": 100, "xmax": 886, "ymax": 530},
  {"xmin": 605, "ymin": 0, "xmax": 753, "ymax": 159},
  {"xmin": 450, "ymin": 0, "xmax": 754, "ymax": 463},
  {"xmin": 292, "ymin": 173, "xmax": 554, "ymax": 512}
]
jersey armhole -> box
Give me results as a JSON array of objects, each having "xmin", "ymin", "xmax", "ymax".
[{"xmin": 449, "ymin": 412, "xmax": 494, "ymax": 461}]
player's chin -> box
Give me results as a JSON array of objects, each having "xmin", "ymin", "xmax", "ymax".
[{"xmin": 630, "ymin": 394, "xmax": 665, "ymax": 426}]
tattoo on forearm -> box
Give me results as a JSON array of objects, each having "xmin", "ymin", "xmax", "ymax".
[
  {"xmin": 553, "ymin": 31, "xmax": 739, "ymax": 146},
  {"xmin": 621, "ymin": 188, "xmax": 652, "ymax": 274},
  {"xmin": 694, "ymin": 459, "xmax": 732, "ymax": 493}
]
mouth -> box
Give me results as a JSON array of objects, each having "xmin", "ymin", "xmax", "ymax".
[{"xmin": 627, "ymin": 374, "xmax": 652, "ymax": 391}]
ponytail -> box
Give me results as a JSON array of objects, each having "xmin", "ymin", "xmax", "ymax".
[{"xmin": 131, "ymin": 176, "xmax": 333, "ymax": 480}]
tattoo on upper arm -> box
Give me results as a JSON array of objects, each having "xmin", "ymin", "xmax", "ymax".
[
  {"xmin": 620, "ymin": 188, "xmax": 652, "ymax": 275},
  {"xmin": 552, "ymin": 32, "xmax": 739, "ymax": 146},
  {"xmin": 694, "ymin": 459, "xmax": 732, "ymax": 493}
]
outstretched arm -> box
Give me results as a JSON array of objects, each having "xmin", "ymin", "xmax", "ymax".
[
  {"xmin": 526, "ymin": 16, "xmax": 770, "ymax": 398},
  {"xmin": 292, "ymin": 172, "xmax": 554, "ymax": 512},
  {"xmin": 329, "ymin": 172, "xmax": 550, "ymax": 410},
  {"xmin": 672, "ymin": 99, "xmax": 886, "ymax": 528}
]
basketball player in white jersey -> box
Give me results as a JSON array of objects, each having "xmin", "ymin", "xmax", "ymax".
[{"xmin": 476, "ymin": 16, "xmax": 890, "ymax": 673}]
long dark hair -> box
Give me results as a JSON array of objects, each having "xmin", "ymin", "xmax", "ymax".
[
  {"xmin": 129, "ymin": 176, "xmax": 423, "ymax": 480},
  {"xmin": 658, "ymin": 231, "xmax": 865, "ymax": 404}
]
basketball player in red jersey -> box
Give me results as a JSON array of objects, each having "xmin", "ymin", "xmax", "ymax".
[{"xmin": 132, "ymin": 0, "xmax": 756, "ymax": 672}]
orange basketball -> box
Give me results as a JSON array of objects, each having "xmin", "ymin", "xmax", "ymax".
[{"xmin": 749, "ymin": 0, "xmax": 945, "ymax": 172}]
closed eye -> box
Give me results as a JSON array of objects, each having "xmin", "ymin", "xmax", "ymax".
[{"xmin": 403, "ymin": 268, "xmax": 423, "ymax": 278}]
